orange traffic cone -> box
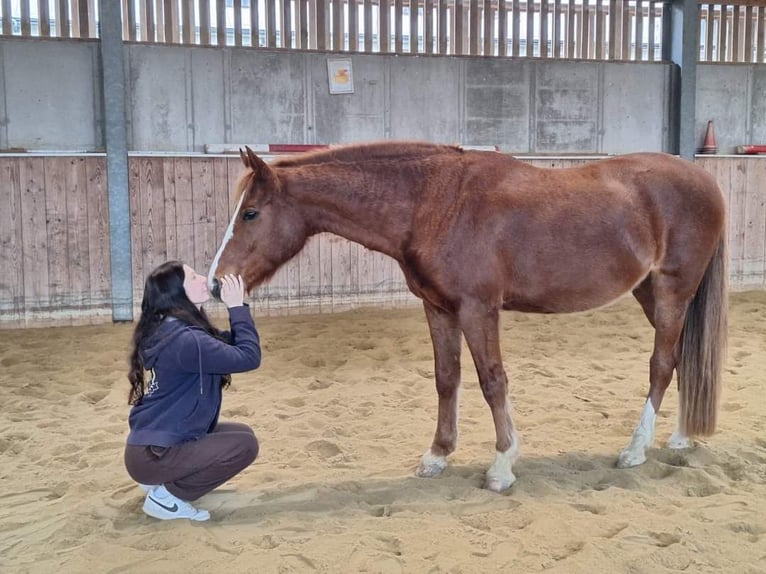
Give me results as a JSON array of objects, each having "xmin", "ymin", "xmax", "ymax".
[{"xmin": 700, "ymin": 120, "xmax": 718, "ymax": 154}]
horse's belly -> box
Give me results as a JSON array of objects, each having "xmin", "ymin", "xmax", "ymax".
[{"xmin": 502, "ymin": 259, "xmax": 649, "ymax": 314}]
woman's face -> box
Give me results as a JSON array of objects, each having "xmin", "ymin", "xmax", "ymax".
[{"xmin": 183, "ymin": 264, "xmax": 210, "ymax": 306}]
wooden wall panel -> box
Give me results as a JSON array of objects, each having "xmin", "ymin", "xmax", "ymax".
[
  {"xmin": 0, "ymin": 158, "xmax": 23, "ymax": 323},
  {"xmin": 44, "ymin": 157, "xmax": 71, "ymax": 323},
  {"xmin": 19, "ymin": 158, "xmax": 49, "ymax": 326},
  {"xmin": 3, "ymin": 154, "xmax": 766, "ymax": 328},
  {"xmin": 85, "ymin": 157, "xmax": 111, "ymax": 321},
  {"xmin": 128, "ymin": 156, "xmax": 144, "ymax": 303},
  {"xmin": 65, "ymin": 157, "xmax": 91, "ymax": 322},
  {"xmin": 139, "ymin": 158, "xmax": 167, "ymax": 284},
  {"xmin": 173, "ymin": 158, "xmax": 196, "ymax": 271}
]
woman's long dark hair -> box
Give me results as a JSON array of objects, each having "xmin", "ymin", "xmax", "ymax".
[{"xmin": 128, "ymin": 261, "xmax": 231, "ymax": 405}]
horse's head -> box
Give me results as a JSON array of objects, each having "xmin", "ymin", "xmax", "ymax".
[{"xmin": 207, "ymin": 147, "xmax": 308, "ymax": 298}]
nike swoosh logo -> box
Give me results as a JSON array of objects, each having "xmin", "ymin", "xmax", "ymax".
[{"xmin": 149, "ymin": 496, "xmax": 178, "ymax": 512}]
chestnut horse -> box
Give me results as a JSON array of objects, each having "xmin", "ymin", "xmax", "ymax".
[{"xmin": 208, "ymin": 142, "xmax": 728, "ymax": 492}]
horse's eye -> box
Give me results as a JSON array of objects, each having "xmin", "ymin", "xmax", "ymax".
[{"xmin": 243, "ymin": 209, "xmax": 259, "ymax": 221}]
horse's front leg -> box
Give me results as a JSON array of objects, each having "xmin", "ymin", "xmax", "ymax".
[
  {"xmin": 416, "ymin": 303, "xmax": 462, "ymax": 478},
  {"xmin": 459, "ymin": 301, "xmax": 520, "ymax": 492}
]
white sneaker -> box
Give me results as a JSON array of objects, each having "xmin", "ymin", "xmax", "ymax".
[
  {"xmin": 142, "ymin": 485, "xmax": 210, "ymax": 521},
  {"xmin": 138, "ymin": 483, "xmax": 158, "ymax": 493}
]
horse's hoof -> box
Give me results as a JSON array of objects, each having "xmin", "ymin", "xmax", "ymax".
[
  {"xmin": 616, "ymin": 449, "xmax": 646, "ymax": 468},
  {"xmin": 667, "ymin": 431, "xmax": 692, "ymax": 450},
  {"xmin": 416, "ymin": 450, "xmax": 447, "ymax": 478},
  {"xmin": 484, "ymin": 471, "xmax": 516, "ymax": 493}
]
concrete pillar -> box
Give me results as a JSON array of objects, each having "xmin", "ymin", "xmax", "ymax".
[
  {"xmin": 664, "ymin": 0, "xmax": 700, "ymax": 159},
  {"xmin": 99, "ymin": 1, "xmax": 133, "ymax": 321}
]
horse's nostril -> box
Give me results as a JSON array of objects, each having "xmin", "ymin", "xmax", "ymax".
[{"xmin": 211, "ymin": 277, "xmax": 221, "ymax": 299}]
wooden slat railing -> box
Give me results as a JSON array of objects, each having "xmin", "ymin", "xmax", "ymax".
[{"xmin": 1, "ymin": 1, "xmax": 764, "ymax": 62}]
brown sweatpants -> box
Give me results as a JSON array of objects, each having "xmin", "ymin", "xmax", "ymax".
[{"xmin": 124, "ymin": 421, "xmax": 259, "ymax": 501}]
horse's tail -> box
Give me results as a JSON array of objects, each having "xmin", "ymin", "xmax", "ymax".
[{"xmin": 677, "ymin": 233, "xmax": 728, "ymax": 436}]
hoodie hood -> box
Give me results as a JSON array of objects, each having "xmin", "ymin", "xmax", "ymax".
[{"xmin": 140, "ymin": 317, "xmax": 188, "ymax": 369}]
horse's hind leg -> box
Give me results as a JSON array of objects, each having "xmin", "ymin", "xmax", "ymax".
[
  {"xmin": 459, "ymin": 301, "xmax": 519, "ymax": 492},
  {"xmin": 618, "ymin": 277, "xmax": 687, "ymax": 468},
  {"xmin": 416, "ymin": 303, "xmax": 463, "ymax": 478}
]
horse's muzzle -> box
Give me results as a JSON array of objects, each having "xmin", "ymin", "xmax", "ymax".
[{"xmin": 210, "ymin": 277, "xmax": 222, "ymax": 300}]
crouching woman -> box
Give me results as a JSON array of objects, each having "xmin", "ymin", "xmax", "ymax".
[{"xmin": 124, "ymin": 261, "xmax": 261, "ymax": 522}]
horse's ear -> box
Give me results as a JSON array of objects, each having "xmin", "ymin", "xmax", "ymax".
[
  {"xmin": 239, "ymin": 147, "xmax": 250, "ymax": 168},
  {"xmin": 245, "ymin": 146, "xmax": 272, "ymax": 180}
]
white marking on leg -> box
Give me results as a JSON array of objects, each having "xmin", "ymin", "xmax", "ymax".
[
  {"xmin": 617, "ymin": 398, "xmax": 656, "ymax": 468},
  {"xmin": 485, "ymin": 429, "xmax": 520, "ymax": 492},
  {"xmin": 207, "ymin": 192, "xmax": 246, "ymax": 289},
  {"xmin": 416, "ymin": 449, "xmax": 447, "ymax": 478},
  {"xmin": 668, "ymin": 428, "xmax": 692, "ymax": 449}
]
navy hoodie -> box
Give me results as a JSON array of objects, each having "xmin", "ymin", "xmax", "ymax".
[{"xmin": 127, "ymin": 305, "xmax": 261, "ymax": 447}]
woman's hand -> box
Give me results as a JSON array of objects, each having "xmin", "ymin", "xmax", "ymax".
[{"xmin": 219, "ymin": 274, "xmax": 245, "ymax": 308}]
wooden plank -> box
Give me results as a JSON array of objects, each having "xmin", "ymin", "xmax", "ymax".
[
  {"xmin": 744, "ymin": 5, "xmax": 753, "ymax": 62},
  {"xmin": 182, "ymin": 0, "xmax": 193, "ymax": 43},
  {"xmin": 173, "ymin": 158, "xmax": 195, "ymax": 270},
  {"xmin": 483, "ymin": 0, "xmax": 492, "ymax": 55},
  {"xmin": 57, "ymin": 0, "xmax": 71, "ymax": 37},
  {"xmin": 541, "ymin": 0, "xmax": 549, "ymax": 57},
  {"xmin": 299, "ymin": 0, "xmax": 309, "ymax": 48},
  {"xmin": 648, "ymin": 1, "xmax": 656, "ymax": 61},
  {"xmin": 455, "ymin": 0, "xmax": 464, "ymax": 54},
  {"xmin": 164, "ymin": 0, "xmax": 177, "ymax": 43},
  {"xmin": 395, "ymin": 0, "xmax": 403, "ymax": 52},
  {"xmin": 212, "ymin": 157, "xmax": 230, "ymax": 253},
  {"xmin": 498, "ymin": 0, "xmax": 507, "ymax": 56},
  {"xmin": 526, "ymin": 0, "xmax": 534, "ymax": 56},
  {"xmin": 78, "ymin": 0, "xmax": 89, "ymax": 37},
  {"xmin": 232, "ymin": 0, "xmax": 242, "ymax": 46},
  {"xmin": 299, "ymin": 235, "xmax": 321, "ymax": 309},
  {"xmin": 759, "ymin": 6, "xmax": 765, "ymax": 64},
  {"xmin": 191, "ymin": 159, "xmax": 217, "ymax": 275},
  {"xmin": 582, "ymin": 0, "xmax": 590, "ymax": 59},
  {"xmin": 200, "ymin": 0, "xmax": 211, "ymax": 44},
  {"xmin": 19, "ymin": 158, "xmax": 48, "ymax": 326},
  {"xmin": 706, "ymin": 3, "xmax": 714, "ymax": 61},
  {"xmin": 425, "ymin": 0, "xmax": 434, "ymax": 53},
  {"xmin": 469, "ymin": 0, "xmax": 479, "ymax": 54},
  {"xmin": 380, "ymin": 0, "xmax": 389, "ymax": 51},
  {"xmin": 128, "ymin": 156, "xmax": 144, "ymax": 303},
  {"xmin": 20, "ymin": 0, "xmax": 30, "ymax": 35},
  {"xmin": 282, "ymin": 0, "xmax": 292, "ymax": 47},
  {"xmin": 40, "ymin": 0, "xmax": 51, "ymax": 36},
  {"xmin": 266, "ymin": 0, "xmax": 276, "ymax": 47},
  {"xmin": 732, "ymin": 4, "xmax": 741, "ymax": 61},
  {"xmin": 349, "ymin": 0, "xmax": 358, "ymax": 50},
  {"xmin": 44, "ymin": 158, "xmax": 71, "ymax": 324},
  {"xmin": 2, "ymin": 0, "xmax": 12, "ymax": 35},
  {"xmin": 567, "ymin": 0, "xmax": 575, "ymax": 57},
  {"xmin": 144, "ymin": 0, "xmax": 156, "ymax": 41},
  {"xmin": 621, "ymin": 0, "xmax": 629, "ymax": 59},
  {"xmin": 595, "ymin": 0, "xmax": 604, "ymax": 59},
  {"xmin": 634, "ymin": 0, "xmax": 643, "ymax": 60},
  {"xmin": 742, "ymin": 160, "xmax": 766, "ymax": 287},
  {"xmin": 331, "ymin": 235, "xmax": 352, "ymax": 308},
  {"xmin": 0, "ymin": 158, "xmax": 23, "ymax": 324},
  {"xmin": 65, "ymin": 157, "xmax": 91, "ymax": 324},
  {"xmin": 410, "ymin": 0, "xmax": 418, "ymax": 53},
  {"xmin": 140, "ymin": 158, "xmax": 167, "ymax": 281},
  {"xmin": 86, "ymin": 157, "xmax": 111, "ymax": 320},
  {"xmin": 217, "ymin": 0, "xmax": 227, "ymax": 45},
  {"xmin": 125, "ymin": 0, "xmax": 136, "ymax": 40},
  {"xmin": 608, "ymin": 0, "xmax": 617, "ymax": 59},
  {"xmin": 364, "ymin": 0, "xmax": 373, "ymax": 51}
]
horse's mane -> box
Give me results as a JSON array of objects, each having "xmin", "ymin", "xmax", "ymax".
[
  {"xmin": 271, "ymin": 141, "xmax": 464, "ymax": 168},
  {"xmin": 233, "ymin": 141, "xmax": 465, "ymax": 201}
]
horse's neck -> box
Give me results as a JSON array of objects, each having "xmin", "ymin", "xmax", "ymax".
[{"xmin": 282, "ymin": 164, "xmax": 417, "ymax": 259}]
